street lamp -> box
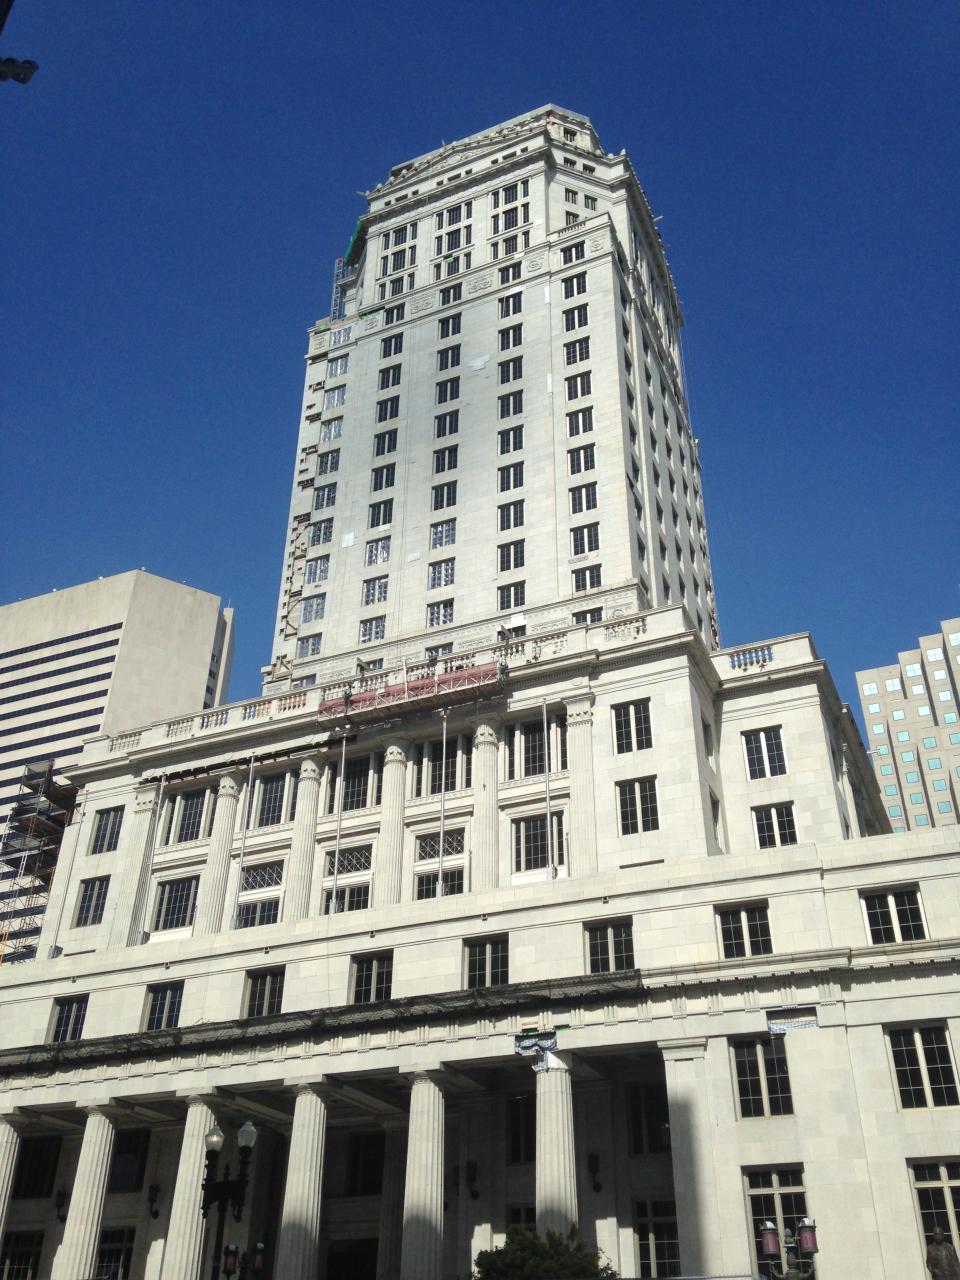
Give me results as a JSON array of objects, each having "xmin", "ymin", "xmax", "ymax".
[
  {"xmin": 200, "ymin": 1121, "xmax": 258, "ymax": 1280},
  {"xmin": 761, "ymin": 1218, "xmax": 818, "ymax": 1280},
  {"xmin": 223, "ymin": 1242, "xmax": 266, "ymax": 1275}
]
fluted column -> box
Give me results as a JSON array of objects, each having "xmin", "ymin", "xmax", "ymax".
[
  {"xmin": 284, "ymin": 759, "xmax": 321, "ymax": 922},
  {"xmin": 275, "ymin": 1086, "xmax": 327, "ymax": 1278},
  {"xmin": 471, "ymin": 721, "xmax": 500, "ymax": 892},
  {"xmin": 0, "ymin": 1117, "xmax": 22, "ymax": 1242},
  {"xmin": 51, "ymin": 1108, "xmax": 115, "ymax": 1280},
  {"xmin": 108, "ymin": 786, "xmax": 159, "ymax": 948},
  {"xmin": 565, "ymin": 696, "xmax": 597, "ymax": 876},
  {"xmin": 534, "ymin": 1051, "xmax": 578, "ymax": 1236},
  {"xmin": 376, "ymin": 740, "xmax": 409, "ymax": 908},
  {"xmin": 377, "ymin": 1120, "xmax": 408, "ymax": 1280},
  {"xmin": 193, "ymin": 774, "xmax": 241, "ymax": 936},
  {"xmin": 400, "ymin": 1074, "xmax": 445, "ymax": 1280},
  {"xmin": 159, "ymin": 1096, "xmax": 216, "ymax": 1280},
  {"xmin": 660, "ymin": 1039, "xmax": 722, "ymax": 1274}
]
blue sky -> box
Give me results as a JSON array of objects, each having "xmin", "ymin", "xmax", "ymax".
[{"xmin": 4, "ymin": 1, "xmax": 958, "ymax": 716}]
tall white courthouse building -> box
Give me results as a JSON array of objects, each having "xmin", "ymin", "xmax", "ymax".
[{"xmin": 1, "ymin": 106, "xmax": 958, "ymax": 1280}]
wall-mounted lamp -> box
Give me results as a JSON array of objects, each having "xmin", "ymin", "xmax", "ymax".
[
  {"xmin": 55, "ymin": 1187, "xmax": 70, "ymax": 1222},
  {"xmin": 587, "ymin": 1151, "xmax": 602, "ymax": 1192},
  {"xmin": 465, "ymin": 1160, "xmax": 479, "ymax": 1200},
  {"xmin": 148, "ymin": 1183, "xmax": 161, "ymax": 1219}
]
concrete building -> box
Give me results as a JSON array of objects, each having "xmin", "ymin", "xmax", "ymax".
[
  {"xmin": 0, "ymin": 106, "xmax": 954, "ymax": 1280},
  {"xmin": 856, "ymin": 618, "xmax": 960, "ymax": 832},
  {"xmin": 0, "ymin": 572, "xmax": 234, "ymax": 958}
]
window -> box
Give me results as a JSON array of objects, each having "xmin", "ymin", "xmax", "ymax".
[
  {"xmin": 570, "ymin": 523, "xmax": 600, "ymax": 557},
  {"xmin": 568, "ymin": 443, "xmax": 596, "ymax": 473},
  {"xmin": 75, "ymin": 876, "xmax": 109, "ymax": 927},
  {"xmin": 360, "ymin": 575, "xmax": 389, "ymax": 607},
  {"xmin": 564, "ymin": 337, "xmax": 590, "ymax": 365},
  {"xmin": 498, "ymin": 462, "xmax": 524, "ymax": 491},
  {"xmin": 498, "ymin": 426, "xmax": 524, "ymax": 454},
  {"xmin": 911, "ymin": 1162, "xmax": 960, "ymax": 1253},
  {"xmin": 11, "ymin": 1135, "xmax": 61, "ymax": 1199},
  {"xmin": 498, "ymin": 582, "xmax": 525, "ymax": 609},
  {"xmin": 564, "ymin": 303, "xmax": 589, "ymax": 331},
  {"xmin": 153, "ymin": 877, "xmax": 199, "ymax": 931},
  {"xmin": 428, "ymin": 558, "xmax": 456, "ymax": 589},
  {"xmin": 430, "ymin": 518, "xmax": 456, "ymax": 548},
  {"xmin": 507, "ymin": 1094, "xmax": 536, "ymax": 1164},
  {"xmin": 353, "ymin": 952, "xmax": 393, "ymax": 1003},
  {"xmin": 718, "ymin": 904, "xmax": 772, "ymax": 958},
  {"xmin": 498, "ymin": 291, "xmax": 522, "ymax": 318},
  {"xmin": 498, "ymin": 540, "xmax": 524, "ymax": 571},
  {"xmin": 613, "ymin": 699, "xmax": 652, "ymax": 752},
  {"xmin": 733, "ymin": 1039, "xmax": 793, "ymax": 1116},
  {"xmin": 94, "ymin": 1227, "xmax": 136, "ymax": 1280},
  {"xmin": 499, "ymin": 356, "xmax": 523, "ymax": 384},
  {"xmin": 499, "ymin": 323, "xmax": 522, "ymax": 350},
  {"xmin": 573, "ymin": 565, "xmax": 602, "ymax": 591},
  {"xmin": 499, "ymin": 262, "xmax": 522, "ymax": 284},
  {"xmin": 438, "ymin": 313, "xmax": 461, "ymax": 339},
  {"xmin": 375, "ymin": 395, "xmax": 400, "ymax": 423},
  {"xmin": 236, "ymin": 898, "xmax": 280, "ymax": 928},
  {"xmin": 246, "ymin": 968, "xmax": 284, "ymax": 1018},
  {"xmin": 322, "ymin": 884, "xmax": 370, "ymax": 914},
  {"xmin": 368, "ymin": 499, "xmax": 393, "ymax": 528},
  {"xmin": 862, "ymin": 889, "xmax": 926, "ymax": 943},
  {"xmin": 562, "ymin": 272, "xmax": 587, "ymax": 298},
  {"xmin": 432, "ymin": 481, "xmax": 457, "ymax": 510},
  {"xmin": 145, "ymin": 982, "xmax": 183, "ymax": 1030},
  {"xmin": 499, "ymin": 499, "xmax": 524, "ymax": 530},
  {"xmin": 617, "ymin": 777, "xmax": 659, "ymax": 835},
  {"xmin": 320, "ymin": 417, "xmax": 342, "ymax": 442},
  {"xmin": 90, "ymin": 806, "xmax": 123, "ymax": 854},
  {"xmin": 346, "ymin": 1131, "xmax": 386, "ymax": 1196},
  {"xmin": 889, "ymin": 1026, "xmax": 958, "ymax": 1107},
  {"xmin": 371, "ymin": 463, "xmax": 395, "ymax": 491},
  {"xmin": 381, "ymin": 333, "xmax": 403, "ymax": 358},
  {"xmin": 301, "ymin": 595, "xmax": 325, "ymax": 624},
  {"xmin": 573, "ymin": 607, "xmax": 603, "ymax": 625},
  {"xmin": 465, "ymin": 936, "xmax": 509, "ymax": 988},
  {"xmin": 296, "ymin": 635, "xmax": 322, "ymax": 659},
  {"xmin": 439, "ymin": 284, "xmax": 462, "ymax": 306},
  {"xmin": 567, "ymin": 406, "xmax": 594, "ymax": 436},
  {"xmin": 365, "ymin": 536, "xmax": 391, "ymax": 566},
  {"xmin": 561, "ymin": 240, "xmax": 586, "ymax": 265},
  {"xmin": 753, "ymin": 804, "xmax": 798, "ymax": 848},
  {"xmin": 256, "ymin": 774, "xmax": 288, "ymax": 827},
  {"xmin": 584, "ymin": 194, "xmax": 597, "ymax": 210},
  {"xmin": 310, "ymin": 518, "xmax": 334, "ymax": 546},
  {"xmin": 745, "ymin": 1168, "xmax": 810, "ymax": 1280},
  {"xmin": 743, "ymin": 727, "xmax": 787, "ymax": 779},
  {"xmin": 327, "ymin": 354, "xmax": 349, "ymax": 377},
  {"xmin": 359, "ymin": 617, "xmax": 386, "ymax": 645},
  {"xmin": 513, "ymin": 813, "xmax": 564, "ymax": 871},
  {"xmin": 570, "ymin": 482, "xmax": 598, "ymax": 513},
  {"xmin": 314, "ymin": 482, "xmax": 337, "ymax": 510},
  {"xmin": 416, "ymin": 867, "xmax": 464, "ymax": 899},
  {"xmin": 635, "ymin": 1200, "xmax": 680, "ymax": 1278},
  {"xmin": 565, "ymin": 372, "xmax": 592, "ymax": 401},
  {"xmin": 304, "ymin": 555, "xmax": 329, "ymax": 585},
  {"xmin": 317, "ymin": 449, "xmax": 340, "ymax": 474},
  {"xmin": 0, "ymin": 1231, "xmax": 44, "ymax": 1278},
  {"xmin": 427, "ymin": 600, "xmax": 454, "ymax": 627},
  {"xmin": 108, "ymin": 1130, "xmax": 150, "ymax": 1193},
  {"xmin": 323, "ymin": 385, "xmax": 346, "ymax": 410},
  {"xmin": 434, "ymin": 445, "xmax": 458, "ymax": 473},
  {"xmin": 435, "ymin": 409, "xmax": 459, "ymax": 438},
  {"xmin": 51, "ymin": 995, "xmax": 87, "ymax": 1043},
  {"xmin": 585, "ymin": 918, "xmax": 635, "ymax": 972}
]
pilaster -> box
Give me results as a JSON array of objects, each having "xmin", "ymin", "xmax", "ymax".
[
  {"xmin": 51, "ymin": 1107, "xmax": 115, "ymax": 1280},
  {"xmin": 534, "ymin": 1050, "xmax": 579, "ymax": 1235},
  {"xmin": 471, "ymin": 721, "xmax": 500, "ymax": 892},
  {"xmin": 284, "ymin": 759, "xmax": 322, "ymax": 923},
  {"xmin": 193, "ymin": 774, "xmax": 241, "ymax": 936},
  {"xmin": 275, "ymin": 1085, "xmax": 327, "ymax": 1279},
  {"xmin": 565, "ymin": 695, "xmax": 598, "ymax": 875},
  {"xmin": 159, "ymin": 1096, "xmax": 216, "ymax": 1280},
  {"xmin": 659, "ymin": 1038, "xmax": 722, "ymax": 1274},
  {"xmin": 376, "ymin": 741, "xmax": 409, "ymax": 908},
  {"xmin": 108, "ymin": 786, "xmax": 159, "ymax": 948},
  {"xmin": 400, "ymin": 1074, "xmax": 445, "ymax": 1280}
]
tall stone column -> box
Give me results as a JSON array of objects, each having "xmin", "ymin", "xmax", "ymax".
[
  {"xmin": 659, "ymin": 1039, "xmax": 722, "ymax": 1274},
  {"xmin": 471, "ymin": 721, "xmax": 500, "ymax": 892},
  {"xmin": 0, "ymin": 1117, "xmax": 21, "ymax": 1242},
  {"xmin": 193, "ymin": 774, "xmax": 241, "ymax": 936},
  {"xmin": 376, "ymin": 741, "xmax": 409, "ymax": 908},
  {"xmin": 108, "ymin": 786, "xmax": 160, "ymax": 948},
  {"xmin": 159, "ymin": 1096, "xmax": 216, "ymax": 1280},
  {"xmin": 377, "ymin": 1119, "xmax": 408, "ymax": 1280},
  {"xmin": 535, "ymin": 1051, "xmax": 578, "ymax": 1236},
  {"xmin": 564, "ymin": 696, "xmax": 597, "ymax": 875},
  {"xmin": 400, "ymin": 1074, "xmax": 445, "ymax": 1280},
  {"xmin": 275, "ymin": 1086, "xmax": 327, "ymax": 1279},
  {"xmin": 51, "ymin": 1108, "xmax": 116, "ymax": 1280},
  {"xmin": 284, "ymin": 760, "xmax": 321, "ymax": 923}
]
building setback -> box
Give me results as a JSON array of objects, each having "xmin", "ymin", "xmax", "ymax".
[
  {"xmin": 0, "ymin": 107, "xmax": 955, "ymax": 1280},
  {"xmin": 857, "ymin": 617, "xmax": 960, "ymax": 832}
]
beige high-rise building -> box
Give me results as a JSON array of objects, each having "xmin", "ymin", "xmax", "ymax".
[
  {"xmin": 0, "ymin": 108, "xmax": 955, "ymax": 1280},
  {"xmin": 856, "ymin": 617, "xmax": 960, "ymax": 832}
]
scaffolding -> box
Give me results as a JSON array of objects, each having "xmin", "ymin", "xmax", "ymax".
[{"xmin": 0, "ymin": 761, "xmax": 76, "ymax": 964}]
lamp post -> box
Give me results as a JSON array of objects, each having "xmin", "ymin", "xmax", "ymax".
[
  {"xmin": 223, "ymin": 1242, "xmax": 266, "ymax": 1276},
  {"xmin": 200, "ymin": 1121, "xmax": 258, "ymax": 1280},
  {"xmin": 761, "ymin": 1218, "xmax": 818, "ymax": 1280}
]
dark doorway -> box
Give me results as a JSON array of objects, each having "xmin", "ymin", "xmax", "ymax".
[{"xmin": 326, "ymin": 1237, "xmax": 379, "ymax": 1280}]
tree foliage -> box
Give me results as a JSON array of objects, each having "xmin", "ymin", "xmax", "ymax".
[{"xmin": 474, "ymin": 1227, "xmax": 620, "ymax": 1279}]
